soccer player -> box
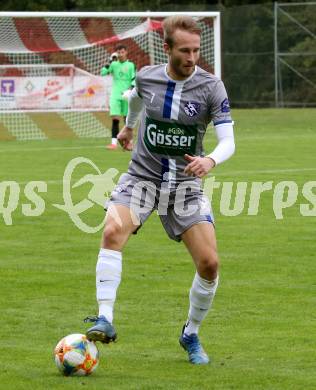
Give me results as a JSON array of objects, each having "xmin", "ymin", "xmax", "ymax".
[
  {"xmin": 101, "ymin": 44, "xmax": 136, "ymax": 149},
  {"xmin": 85, "ymin": 16, "xmax": 235, "ymax": 365}
]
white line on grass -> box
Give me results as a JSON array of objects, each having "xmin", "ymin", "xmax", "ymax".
[{"xmin": 0, "ymin": 145, "xmax": 105, "ymax": 153}]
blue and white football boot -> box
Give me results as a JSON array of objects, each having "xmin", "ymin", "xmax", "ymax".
[
  {"xmin": 84, "ymin": 315, "xmax": 117, "ymax": 344},
  {"xmin": 179, "ymin": 326, "xmax": 210, "ymax": 365}
]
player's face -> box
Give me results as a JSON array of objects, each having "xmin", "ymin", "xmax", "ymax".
[
  {"xmin": 117, "ymin": 48, "xmax": 128, "ymax": 62},
  {"xmin": 164, "ymin": 29, "xmax": 200, "ymax": 80}
]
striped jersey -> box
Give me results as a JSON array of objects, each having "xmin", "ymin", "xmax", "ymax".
[{"xmin": 128, "ymin": 64, "xmax": 232, "ymax": 186}]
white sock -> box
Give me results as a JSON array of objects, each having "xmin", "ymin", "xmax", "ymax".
[
  {"xmin": 111, "ymin": 138, "xmax": 117, "ymax": 145},
  {"xmin": 96, "ymin": 248, "xmax": 122, "ymax": 323},
  {"xmin": 184, "ymin": 273, "xmax": 219, "ymax": 335}
]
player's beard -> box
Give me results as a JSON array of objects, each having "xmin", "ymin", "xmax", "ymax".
[{"xmin": 169, "ymin": 56, "xmax": 195, "ymax": 80}]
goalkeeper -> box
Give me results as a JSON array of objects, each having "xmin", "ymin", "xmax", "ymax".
[{"xmin": 101, "ymin": 45, "xmax": 136, "ymax": 150}]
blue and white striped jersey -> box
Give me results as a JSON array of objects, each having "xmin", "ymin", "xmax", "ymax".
[{"xmin": 128, "ymin": 64, "xmax": 232, "ymax": 185}]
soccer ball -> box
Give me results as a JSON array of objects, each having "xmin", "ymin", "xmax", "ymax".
[{"xmin": 54, "ymin": 333, "xmax": 99, "ymax": 376}]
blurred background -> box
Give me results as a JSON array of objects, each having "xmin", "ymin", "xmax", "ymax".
[{"xmin": 1, "ymin": 0, "xmax": 315, "ymax": 108}]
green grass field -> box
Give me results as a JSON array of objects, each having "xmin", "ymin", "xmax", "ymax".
[{"xmin": 0, "ymin": 109, "xmax": 315, "ymax": 389}]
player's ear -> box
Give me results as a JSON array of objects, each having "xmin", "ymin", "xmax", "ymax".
[{"xmin": 163, "ymin": 42, "xmax": 171, "ymax": 56}]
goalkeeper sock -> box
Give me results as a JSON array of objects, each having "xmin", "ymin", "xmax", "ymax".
[
  {"xmin": 96, "ymin": 248, "xmax": 122, "ymax": 323},
  {"xmin": 111, "ymin": 119, "xmax": 120, "ymax": 143},
  {"xmin": 184, "ymin": 273, "xmax": 219, "ymax": 335}
]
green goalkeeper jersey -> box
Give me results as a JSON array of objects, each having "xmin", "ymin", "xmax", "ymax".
[{"xmin": 101, "ymin": 60, "xmax": 136, "ymax": 98}]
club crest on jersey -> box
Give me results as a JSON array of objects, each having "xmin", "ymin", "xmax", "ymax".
[
  {"xmin": 221, "ymin": 98, "xmax": 230, "ymax": 113},
  {"xmin": 184, "ymin": 101, "xmax": 201, "ymax": 117}
]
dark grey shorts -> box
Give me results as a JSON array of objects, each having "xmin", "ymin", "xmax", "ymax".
[{"xmin": 106, "ymin": 173, "xmax": 214, "ymax": 242}]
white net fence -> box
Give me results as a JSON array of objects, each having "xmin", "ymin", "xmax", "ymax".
[{"xmin": 0, "ymin": 12, "xmax": 219, "ymax": 140}]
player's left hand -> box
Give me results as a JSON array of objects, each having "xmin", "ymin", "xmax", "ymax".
[{"xmin": 184, "ymin": 154, "xmax": 215, "ymax": 178}]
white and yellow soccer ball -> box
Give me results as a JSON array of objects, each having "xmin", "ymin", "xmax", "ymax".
[{"xmin": 54, "ymin": 333, "xmax": 99, "ymax": 376}]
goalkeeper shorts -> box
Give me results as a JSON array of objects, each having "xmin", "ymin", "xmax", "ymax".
[{"xmin": 109, "ymin": 96, "xmax": 128, "ymax": 117}]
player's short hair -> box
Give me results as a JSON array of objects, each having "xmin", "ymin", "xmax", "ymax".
[
  {"xmin": 163, "ymin": 15, "xmax": 201, "ymax": 48},
  {"xmin": 115, "ymin": 44, "xmax": 127, "ymax": 51}
]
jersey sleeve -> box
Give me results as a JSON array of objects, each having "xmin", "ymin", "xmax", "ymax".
[
  {"xmin": 100, "ymin": 66, "xmax": 109, "ymax": 76},
  {"xmin": 134, "ymin": 69, "xmax": 143, "ymax": 98},
  {"xmin": 126, "ymin": 88, "xmax": 144, "ymax": 128},
  {"xmin": 209, "ymin": 80, "xmax": 232, "ymax": 126},
  {"xmin": 101, "ymin": 61, "xmax": 115, "ymax": 76},
  {"xmin": 134, "ymin": 66, "xmax": 151, "ymax": 98},
  {"xmin": 130, "ymin": 62, "xmax": 136, "ymax": 88}
]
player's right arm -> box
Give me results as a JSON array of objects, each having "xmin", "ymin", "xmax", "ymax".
[
  {"xmin": 125, "ymin": 87, "xmax": 143, "ymax": 128},
  {"xmin": 118, "ymin": 87, "xmax": 143, "ymax": 151},
  {"xmin": 100, "ymin": 61, "xmax": 113, "ymax": 76}
]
